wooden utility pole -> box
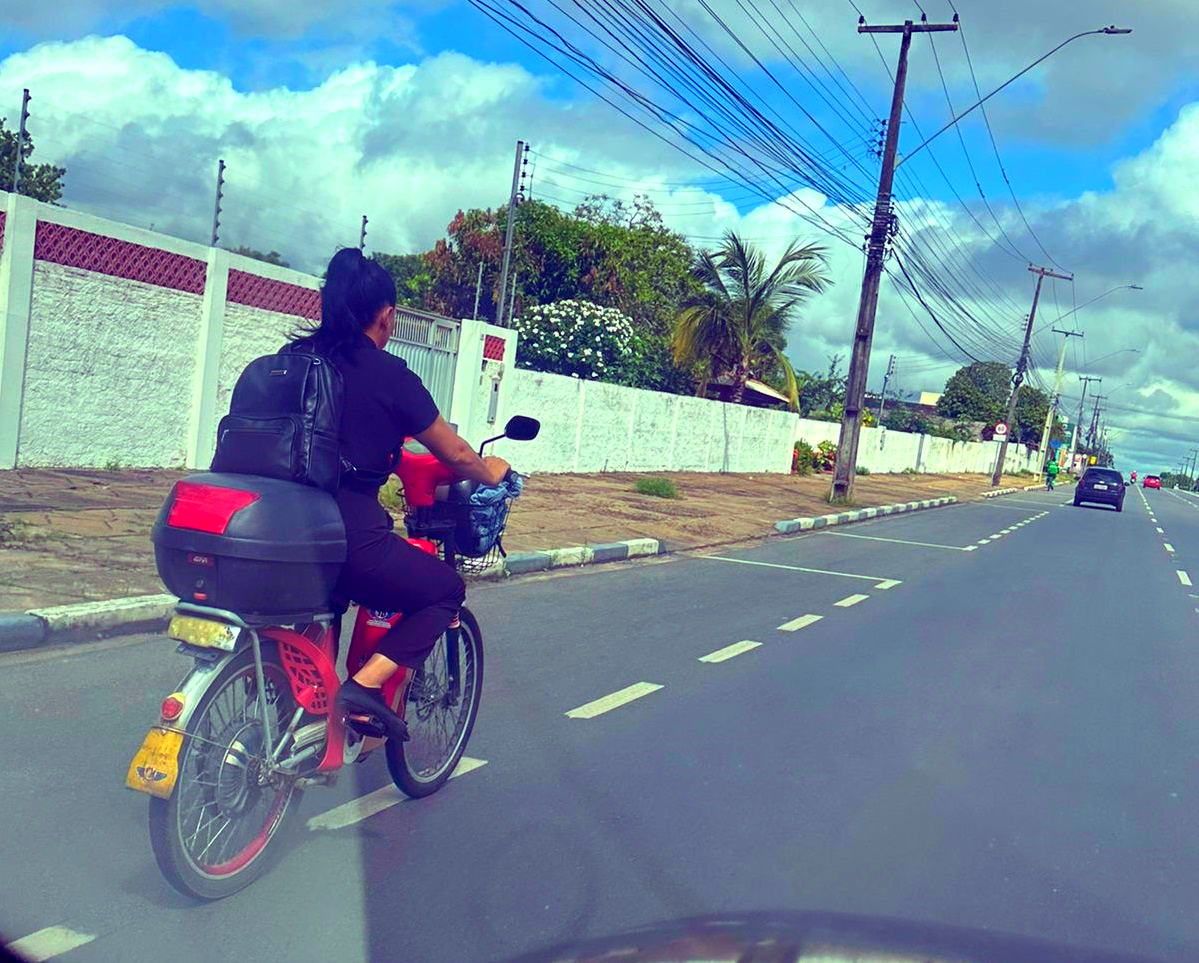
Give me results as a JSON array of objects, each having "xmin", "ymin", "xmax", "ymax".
[
  {"xmin": 1070, "ymin": 374, "xmax": 1101, "ymax": 470},
  {"xmin": 832, "ymin": 17, "xmax": 958, "ymax": 501},
  {"xmin": 1035, "ymin": 328, "xmax": 1083, "ymax": 475},
  {"xmin": 495, "ymin": 141, "xmax": 527, "ymax": 327},
  {"xmin": 991, "ymin": 264, "xmax": 1073, "ymax": 486}
]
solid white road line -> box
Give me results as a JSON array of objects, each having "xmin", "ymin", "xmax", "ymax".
[
  {"xmin": 307, "ymin": 757, "xmax": 489, "ymax": 830},
  {"xmin": 565, "ymin": 682, "xmax": 663, "ymax": 719},
  {"xmin": 817, "ymin": 532, "xmax": 972, "ymax": 551},
  {"xmin": 698, "ymin": 640, "xmax": 762, "ymax": 663},
  {"xmin": 875, "ymin": 579, "xmax": 902, "ymax": 589},
  {"xmin": 702, "ymin": 555, "xmax": 891, "ymax": 582},
  {"xmin": 6, "ymin": 927, "xmax": 95, "ymax": 961},
  {"xmin": 777, "ymin": 614, "xmax": 824, "ymax": 632},
  {"xmin": 1165, "ymin": 544, "xmax": 1176, "ymax": 553},
  {"xmin": 1179, "ymin": 571, "xmax": 1193, "ymax": 587},
  {"xmin": 833, "ymin": 594, "xmax": 869, "ymax": 608}
]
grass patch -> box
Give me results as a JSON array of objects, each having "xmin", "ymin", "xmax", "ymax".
[
  {"xmin": 103, "ymin": 458, "xmax": 123, "ymax": 471},
  {"xmin": 635, "ymin": 477, "xmax": 681, "ymax": 499},
  {"xmin": 855, "ymin": 465, "xmax": 870, "ymax": 476}
]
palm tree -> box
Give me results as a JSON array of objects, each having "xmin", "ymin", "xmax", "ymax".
[{"xmin": 672, "ymin": 231, "xmax": 831, "ymax": 409}]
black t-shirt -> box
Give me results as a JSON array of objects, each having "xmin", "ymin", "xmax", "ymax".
[{"xmin": 336, "ymin": 334, "xmax": 439, "ymax": 493}]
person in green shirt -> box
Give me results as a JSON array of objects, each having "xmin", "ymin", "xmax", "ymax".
[{"xmin": 1046, "ymin": 458, "xmax": 1060, "ymax": 490}]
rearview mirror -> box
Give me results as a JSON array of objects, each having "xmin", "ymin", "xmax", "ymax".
[{"xmin": 504, "ymin": 415, "xmax": 540, "ymax": 442}]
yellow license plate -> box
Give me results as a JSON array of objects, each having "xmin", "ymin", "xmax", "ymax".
[
  {"xmin": 169, "ymin": 615, "xmax": 240, "ymax": 651},
  {"xmin": 125, "ymin": 727, "xmax": 184, "ymax": 798}
]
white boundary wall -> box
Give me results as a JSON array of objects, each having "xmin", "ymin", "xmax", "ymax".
[
  {"xmin": 0, "ymin": 192, "xmax": 1035, "ymax": 477},
  {"xmin": 503, "ymin": 368, "xmax": 1038, "ymax": 476},
  {"xmin": 0, "ymin": 193, "xmax": 516, "ymax": 470}
]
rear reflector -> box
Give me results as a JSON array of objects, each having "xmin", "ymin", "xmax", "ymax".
[{"xmin": 167, "ymin": 482, "xmax": 260, "ymax": 534}]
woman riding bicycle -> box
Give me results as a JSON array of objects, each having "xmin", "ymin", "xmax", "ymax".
[{"xmin": 296, "ymin": 248, "xmax": 509, "ymax": 740}]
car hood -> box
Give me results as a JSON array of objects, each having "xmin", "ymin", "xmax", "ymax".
[{"xmin": 498, "ymin": 911, "xmax": 1174, "ymax": 963}]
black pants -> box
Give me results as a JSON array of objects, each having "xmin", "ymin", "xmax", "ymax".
[{"xmin": 335, "ymin": 490, "xmax": 466, "ymax": 668}]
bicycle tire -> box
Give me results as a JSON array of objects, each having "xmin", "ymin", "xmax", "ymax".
[
  {"xmin": 386, "ymin": 606, "xmax": 483, "ymax": 799},
  {"xmin": 148, "ymin": 644, "xmax": 299, "ymax": 900}
]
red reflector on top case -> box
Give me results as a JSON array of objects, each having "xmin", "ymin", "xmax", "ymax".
[{"xmin": 167, "ymin": 482, "xmax": 259, "ymax": 534}]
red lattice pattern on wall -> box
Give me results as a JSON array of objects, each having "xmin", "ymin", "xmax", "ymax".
[
  {"xmin": 0, "ymin": 211, "xmax": 6, "ymax": 258},
  {"xmin": 33, "ymin": 222, "xmax": 207, "ymax": 293},
  {"xmin": 483, "ymin": 334, "xmax": 506, "ymax": 361},
  {"xmin": 227, "ymin": 269, "xmax": 320, "ymax": 319}
]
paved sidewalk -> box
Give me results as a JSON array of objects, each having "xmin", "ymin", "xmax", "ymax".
[{"xmin": 0, "ymin": 467, "xmax": 1040, "ymax": 610}]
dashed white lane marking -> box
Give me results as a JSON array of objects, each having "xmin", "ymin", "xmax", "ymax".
[
  {"xmin": 308, "ymin": 757, "xmax": 489, "ymax": 830},
  {"xmin": 777, "ymin": 614, "xmax": 824, "ymax": 632},
  {"xmin": 703, "ymin": 556, "xmax": 892, "ymax": 582},
  {"xmin": 699, "ymin": 640, "xmax": 762, "ymax": 663},
  {"xmin": 964, "ymin": 545, "xmax": 978, "ymax": 551},
  {"xmin": 989, "ymin": 533, "xmax": 1003, "ymax": 539},
  {"xmin": 1179, "ymin": 571, "xmax": 1193, "ymax": 587},
  {"xmin": 5, "ymin": 927, "xmax": 96, "ymax": 961},
  {"xmin": 875, "ymin": 579, "xmax": 902, "ymax": 589},
  {"xmin": 978, "ymin": 539, "xmax": 991, "ymax": 544},
  {"xmin": 818, "ymin": 531, "xmax": 973, "ymax": 551},
  {"xmin": 1000, "ymin": 528, "xmax": 1013, "ymax": 534},
  {"xmin": 566, "ymin": 683, "xmax": 664, "ymax": 719},
  {"xmin": 1157, "ymin": 527, "xmax": 1164, "ymax": 533},
  {"xmin": 1165, "ymin": 544, "xmax": 1176, "ymax": 553},
  {"xmin": 834, "ymin": 594, "xmax": 869, "ymax": 608}
]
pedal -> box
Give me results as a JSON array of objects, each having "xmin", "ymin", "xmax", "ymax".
[{"xmin": 346, "ymin": 714, "xmax": 388, "ymax": 740}]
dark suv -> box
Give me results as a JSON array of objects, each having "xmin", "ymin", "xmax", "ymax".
[{"xmin": 1074, "ymin": 467, "xmax": 1126, "ymax": 511}]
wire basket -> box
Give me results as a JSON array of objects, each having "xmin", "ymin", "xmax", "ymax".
[{"xmin": 452, "ymin": 543, "xmax": 506, "ymax": 578}]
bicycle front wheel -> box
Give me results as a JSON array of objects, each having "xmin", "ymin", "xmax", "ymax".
[{"xmin": 386, "ymin": 606, "xmax": 483, "ymax": 798}]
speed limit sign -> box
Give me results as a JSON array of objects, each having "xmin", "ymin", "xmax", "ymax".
[{"xmin": 994, "ymin": 422, "xmax": 1008, "ymax": 439}]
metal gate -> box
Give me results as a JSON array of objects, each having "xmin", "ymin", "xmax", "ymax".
[{"xmin": 385, "ymin": 307, "xmax": 460, "ymax": 415}]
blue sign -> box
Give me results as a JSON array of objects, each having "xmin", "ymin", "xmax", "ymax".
[{"xmin": 1050, "ymin": 439, "xmax": 1063, "ymax": 449}]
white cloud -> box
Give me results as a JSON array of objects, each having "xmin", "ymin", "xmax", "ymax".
[{"xmin": 2, "ymin": 32, "xmax": 1197, "ymax": 470}]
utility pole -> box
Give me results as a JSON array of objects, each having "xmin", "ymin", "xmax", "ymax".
[
  {"xmin": 877, "ymin": 354, "xmax": 897, "ymax": 423},
  {"xmin": 991, "ymin": 264, "xmax": 1073, "ymax": 486},
  {"xmin": 495, "ymin": 141, "xmax": 528, "ymax": 327},
  {"xmin": 1070, "ymin": 375, "xmax": 1101, "ymax": 471},
  {"xmin": 472, "ymin": 261, "xmax": 484, "ymax": 321},
  {"xmin": 831, "ymin": 16, "xmax": 958, "ymax": 501},
  {"xmin": 210, "ymin": 159, "xmax": 225, "ymax": 247},
  {"xmin": 1188, "ymin": 448, "xmax": 1199, "ymax": 489},
  {"xmin": 10, "ymin": 88, "xmax": 30, "ymax": 195},
  {"xmin": 1035, "ymin": 329, "xmax": 1083, "ymax": 475},
  {"xmin": 359, "ymin": 215, "xmax": 368, "ymax": 251},
  {"xmin": 1087, "ymin": 394, "xmax": 1106, "ymax": 452}
]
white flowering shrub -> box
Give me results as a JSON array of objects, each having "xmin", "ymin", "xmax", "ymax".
[{"xmin": 513, "ymin": 299, "xmax": 635, "ymax": 381}]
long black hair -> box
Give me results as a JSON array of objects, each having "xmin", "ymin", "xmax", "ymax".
[{"xmin": 295, "ymin": 248, "xmax": 397, "ymax": 356}]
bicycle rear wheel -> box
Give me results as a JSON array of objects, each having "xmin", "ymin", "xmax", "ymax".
[{"xmin": 386, "ymin": 606, "xmax": 483, "ymax": 798}]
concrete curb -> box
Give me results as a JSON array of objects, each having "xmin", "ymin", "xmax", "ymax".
[
  {"xmin": 773, "ymin": 496, "xmax": 957, "ymax": 535},
  {"xmin": 487, "ymin": 537, "xmax": 663, "ymax": 580}
]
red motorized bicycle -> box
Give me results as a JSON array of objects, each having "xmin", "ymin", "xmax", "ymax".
[{"xmin": 125, "ymin": 416, "xmax": 538, "ymax": 899}]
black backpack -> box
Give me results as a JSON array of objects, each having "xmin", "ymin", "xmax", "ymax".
[{"xmin": 211, "ymin": 344, "xmax": 345, "ymax": 493}]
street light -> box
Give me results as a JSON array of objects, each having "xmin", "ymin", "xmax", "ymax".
[
  {"xmin": 1037, "ymin": 284, "xmax": 1143, "ymax": 334},
  {"xmin": 898, "ymin": 26, "xmax": 1133, "ymax": 167},
  {"xmin": 1088, "ymin": 348, "xmax": 1140, "ymax": 367}
]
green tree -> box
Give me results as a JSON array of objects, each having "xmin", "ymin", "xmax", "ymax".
[
  {"xmin": 672, "ymin": 231, "xmax": 831, "ymax": 408},
  {"xmin": 373, "ymin": 252, "xmax": 434, "ymax": 307},
  {"xmin": 936, "ymin": 361, "xmax": 1012, "ymax": 423},
  {"xmin": 1014, "ymin": 387, "xmax": 1051, "ymax": 445},
  {"xmin": 0, "ymin": 118, "xmax": 66, "ymax": 203},
  {"xmin": 228, "ymin": 245, "xmax": 290, "ymax": 268}
]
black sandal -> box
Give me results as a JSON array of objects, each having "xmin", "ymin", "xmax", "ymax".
[{"xmin": 335, "ymin": 679, "xmax": 410, "ymax": 742}]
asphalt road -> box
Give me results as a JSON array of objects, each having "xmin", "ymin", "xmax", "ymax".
[{"xmin": 3, "ymin": 483, "xmax": 1199, "ymax": 963}]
